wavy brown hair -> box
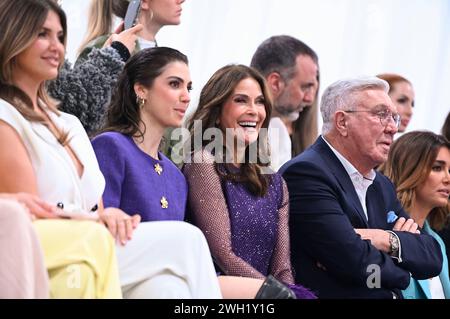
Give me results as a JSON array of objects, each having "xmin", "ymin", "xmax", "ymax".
[
  {"xmin": 185, "ymin": 64, "xmax": 273, "ymax": 197},
  {"xmin": 0, "ymin": 0, "xmax": 68, "ymax": 143},
  {"xmin": 380, "ymin": 131, "xmax": 450, "ymax": 230},
  {"xmin": 99, "ymin": 47, "xmax": 188, "ymax": 140}
]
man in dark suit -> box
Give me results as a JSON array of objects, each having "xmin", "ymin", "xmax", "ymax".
[{"xmin": 280, "ymin": 77, "xmax": 442, "ymax": 298}]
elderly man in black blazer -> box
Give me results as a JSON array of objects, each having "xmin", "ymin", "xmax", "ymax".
[{"xmin": 280, "ymin": 77, "xmax": 442, "ymax": 298}]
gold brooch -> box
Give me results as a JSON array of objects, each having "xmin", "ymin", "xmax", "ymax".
[
  {"xmin": 160, "ymin": 196, "xmax": 168, "ymax": 209},
  {"xmin": 154, "ymin": 163, "xmax": 163, "ymax": 175}
]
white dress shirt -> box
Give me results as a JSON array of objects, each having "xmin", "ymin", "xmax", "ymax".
[
  {"xmin": 322, "ymin": 136, "xmax": 375, "ymax": 220},
  {"xmin": 268, "ymin": 117, "xmax": 292, "ymax": 171}
]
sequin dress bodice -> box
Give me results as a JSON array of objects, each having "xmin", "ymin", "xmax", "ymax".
[
  {"xmin": 221, "ymin": 169, "xmax": 281, "ymax": 275},
  {"xmin": 183, "ymin": 149, "xmax": 294, "ymax": 283}
]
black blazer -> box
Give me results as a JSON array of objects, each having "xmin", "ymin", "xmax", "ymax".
[{"xmin": 280, "ymin": 137, "xmax": 442, "ymax": 299}]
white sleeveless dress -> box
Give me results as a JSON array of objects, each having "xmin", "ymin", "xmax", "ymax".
[{"xmin": 0, "ymin": 99, "xmax": 104, "ymax": 210}]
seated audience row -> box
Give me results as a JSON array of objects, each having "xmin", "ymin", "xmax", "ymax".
[
  {"xmin": 0, "ymin": 0, "xmax": 221, "ymax": 299},
  {"xmin": 1, "ymin": 0, "xmax": 447, "ymax": 300},
  {"xmin": 91, "ymin": 48, "xmax": 312, "ymax": 298}
]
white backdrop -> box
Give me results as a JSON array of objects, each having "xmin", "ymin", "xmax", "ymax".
[{"xmin": 62, "ymin": 0, "xmax": 450, "ymax": 134}]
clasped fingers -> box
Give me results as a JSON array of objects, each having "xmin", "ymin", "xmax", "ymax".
[
  {"xmin": 100, "ymin": 208, "xmax": 139, "ymax": 246},
  {"xmin": 393, "ymin": 217, "xmax": 419, "ymax": 234}
]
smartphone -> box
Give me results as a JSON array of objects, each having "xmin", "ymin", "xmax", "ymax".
[{"xmin": 124, "ymin": 0, "xmax": 141, "ymax": 30}]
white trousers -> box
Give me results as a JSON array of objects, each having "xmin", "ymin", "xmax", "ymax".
[{"xmin": 116, "ymin": 221, "xmax": 222, "ymax": 299}]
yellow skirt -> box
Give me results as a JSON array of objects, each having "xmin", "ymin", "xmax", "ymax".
[{"xmin": 33, "ymin": 219, "xmax": 122, "ymax": 299}]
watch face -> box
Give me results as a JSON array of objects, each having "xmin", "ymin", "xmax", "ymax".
[
  {"xmin": 392, "ymin": 240, "xmax": 399, "ymax": 250},
  {"xmin": 390, "ymin": 233, "xmax": 399, "ymax": 252}
]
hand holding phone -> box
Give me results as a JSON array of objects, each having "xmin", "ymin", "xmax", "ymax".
[{"xmin": 124, "ymin": 0, "xmax": 141, "ymax": 30}]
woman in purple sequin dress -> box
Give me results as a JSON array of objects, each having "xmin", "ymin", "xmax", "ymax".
[{"xmin": 183, "ymin": 64, "xmax": 316, "ymax": 299}]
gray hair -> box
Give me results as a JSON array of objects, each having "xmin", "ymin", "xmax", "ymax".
[{"xmin": 320, "ymin": 76, "xmax": 389, "ymax": 134}]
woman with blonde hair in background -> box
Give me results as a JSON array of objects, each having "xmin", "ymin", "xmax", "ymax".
[
  {"xmin": 380, "ymin": 131, "xmax": 450, "ymax": 298},
  {"xmin": 78, "ymin": 0, "xmax": 185, "ymax": 60}
]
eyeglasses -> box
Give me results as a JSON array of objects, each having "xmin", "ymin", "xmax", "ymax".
[{"xmin": 343, "ymin": 109, "xmax": 401, "ymax": 128}]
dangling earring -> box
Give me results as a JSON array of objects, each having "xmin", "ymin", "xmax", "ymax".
[{"xmin": 136, "ymin": 96, "xmax": 146, "ymax": 108}]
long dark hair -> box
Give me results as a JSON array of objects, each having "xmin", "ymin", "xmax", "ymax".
[
  {"xmin": 186, "ymin": 64, "xmax": 273, "ymax": 197},
  {"xmin": 380, "ymin": 131, "xmax": 450, "ymax": 230},
  {"xmin": 100, "ymin": 47, "xmax": 188, "ymax": 139}
]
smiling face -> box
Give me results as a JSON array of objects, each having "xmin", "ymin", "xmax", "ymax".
[
  {"xmin": 389, "ymin": 81, "xmax": 415, "ymax": 132},
  {"xmin": 136, "ymin": 61, "xmax": 191, "ymax": 130},
  {"xmin": 416, "ymin": 147, "xmax": 450, "ymax": 210},
  {"xmin": 218, "ymin": 77, "xmax": 267, "ymax": 146},
  {"xmin": 13, "ymin": 10, "xmax": 64, "ymax": 85}
]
